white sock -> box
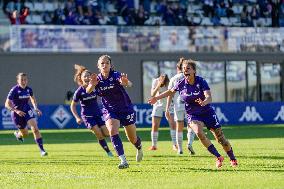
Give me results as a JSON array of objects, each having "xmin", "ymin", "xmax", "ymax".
[
  {"xmin": 177, "ymin": 132, "xmax": 183, "ymax": 152},
  {"xmin": 170, "ymin": 129, "xmax": 177, "ymax": 146},
  {"xmin": 119, "ymin": 154, "xmax": 127, "ymax": 163},
  {"xmin": 187, "ymin": 128, "xmax": 195, "ymax": 146},
  {"xmin": 151, "ymin": 131, "xmax": 158, "ymax": 147}
]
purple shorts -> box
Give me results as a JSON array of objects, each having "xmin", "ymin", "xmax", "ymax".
[
  {"xmin": 11, "ymin": 109, "xmax": 35, "ymax": 129},
  {"xmin": 82, "ymin": 114, "xmax": 105, "ymax": 129},
  {"xmin": 103, "ymin": 108, "xmax": 136, "ymax": 126},
  {"xmin": 187, "ymin": 110, "xmax": 221, "ymax": 130}
]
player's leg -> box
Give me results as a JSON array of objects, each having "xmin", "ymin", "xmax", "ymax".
[
  {"xmin": 124, "ymin": 123, "xmax": 143, "ymax": 162},
  {"xmin": 106, "ymin": 118, "xmax": 128, "ymax": 169},
  {"xmin": 210, "ymin": 128, "xmax": 237, "ymax": 167},
  {"xmin": 174, "ymin": 110, "xmax": 184, "ymax": 154},
  {"xmin": 27, "ymin": 118, "xmax": 47, "ymax": 156},
  {"xmin": 14, "ymin": 127, "xmax": 28, "ymax": 142},
  {"xmin": 150, "ymin": 116, "xmax": 161, "ymax": 150},
  {"xmin": 90, "ymin": 125, "xmax": 113, "ymax": 157},
  {"xmin": 121, "ymin": 110, "xmax": 142, "ymax": 162},
  {"xmin": 189, "ymin": 120, "xmax": 223, "ymax": 168},
  {"xmin": 167, "ymin": 113, "xmax": 177, "ymax": 151},
  {"xmin": 12, "ymin": 112, "xmax": 28, "ymax": 142}
]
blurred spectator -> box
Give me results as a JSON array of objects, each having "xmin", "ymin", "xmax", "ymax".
[
  {"xmin": 65, "ymin": 91, "xmax": 74, "ymax": 105},
  {"xmin": 8, "ymin": 7, "xmax": 29, "ymax": 25},
  {"xmin": 240, "ymin": 4, "xmax": 251, "ymax": 26},
  {"xmin": 250, "ymin": 5, "xmax": 260, "ymax": 26},
  {"xmin": 135, "ymin": 5, "xmax": 149, "ymax": 25}
]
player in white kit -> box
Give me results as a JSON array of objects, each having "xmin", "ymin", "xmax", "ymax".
[{"xmin": 149, "ymin": 74, "xmax": 177, "ymax": 151}]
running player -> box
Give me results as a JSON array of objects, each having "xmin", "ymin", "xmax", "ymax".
[
  {"xmin": 165, "ymin": 57, "xmax": 196, "ymax": 155},
  {"xmin": 148, "ymin": 59, "xmax": 238, "ymax": 168},
  {"xmin": 5, "ymin": 73, "xmax": 47, "ymax": 157},
  {"xmin": 70, "ymin": 64, "xmax": 113, "ymax": 157},
  {"xmin": 86, "ymin": 55, "xmax": 143, "ymax": 169}
]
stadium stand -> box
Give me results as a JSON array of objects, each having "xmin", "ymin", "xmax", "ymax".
[{"xmin": 2, "ymin": 0, "xmax": 284, "ymax": 27}]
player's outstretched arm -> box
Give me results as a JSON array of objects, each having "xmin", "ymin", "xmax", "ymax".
[{"xmin": 148, "ymin": 89, "xmax": 175, "ymax": 105}]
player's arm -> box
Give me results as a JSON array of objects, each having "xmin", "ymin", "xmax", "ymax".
[
  {"xmin": 148, "ymin": 89, "xmax": 175, "ymax": 105},
  {"xmin": 5, "ymin": 98, "xmax": 25, "ymax": 117},
  {"xmin": 70, "ymin": 100, "xmax": 82, "ymax": 125},
  {"xmin": 165, "ymin": 94, "xmax": 174, "ymax": 120},
  {"xmin": 119, "ymin": 73, "xmax": 133, "ymax": 87},
  {"xmin": 30, "ymin": 95, "xmax": 42, "ymax": 116},
  {"xmin": 151, "ymin": 77, "xmax": 164, "ymax": 97},
  {"xmin": 86, "ymin": 73, "xmax": 98, "ymax": 94},
  {"xmin": 195, "ymin": 90, "xmax": 212, "ymax": 106}
]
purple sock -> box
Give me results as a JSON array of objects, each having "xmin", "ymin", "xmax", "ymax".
[
  {"xmin": 207, "ymin": 144, "xmax": 221, "ymax": 158},
  {"xmin": 110, "ymin": 134, "xmax": 124, "ymax": 156},
  {"xmin": 98, "ymin": 139, "xmax": 110, "ymax": 153},
  {"xmin": 226, "ymin": 148, "xmax": 236, "ymax": 160},
  {"xmin": 134, "ymin": 136, "xmax": 142, "ymax": 150},
  {"xmin": 35, "ymin": 138, "xmax": 45, "ymax": 152}
]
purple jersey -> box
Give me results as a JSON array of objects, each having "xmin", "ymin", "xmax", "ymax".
[
  {"xmin": 173, "ymin": 76, "xmax": 213, "ymax": 115},
  {"xmin": 73, "ymin": 86, "xmax": 101, "ymax": 116},
  {"xmin": 7, "ymin": 85, "xmax": 33, "ymax": 112},
  {"xmin": 96, "ymin": 70, "xmax": 133, "ymax": 112}
]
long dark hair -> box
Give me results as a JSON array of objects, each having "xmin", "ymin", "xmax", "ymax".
[{"xmin": 160, "ymin": 74, "xmax": 170, "ymax": 87}]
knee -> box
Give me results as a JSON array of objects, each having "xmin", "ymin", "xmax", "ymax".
[
  {"xmin": 31, "ymin": 127, "xmax": 40, "ymax": 134},
  {"xmin": 196, "ymin": 131, "xmax": 207, "ymax": 141},
  {"xmin": 21, "ymin": 131, "xmax": 29, "ymax": 138}
]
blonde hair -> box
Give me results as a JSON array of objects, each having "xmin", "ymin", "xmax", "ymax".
[
  {"xmin": 74, "ymin": 64, "xmax": 91, "ymax": 86},
  {"xmin": 97, "ymin": 54, "xmax": 114, "ymax": 71},
  {"xmin": 16, "ymin": 72, "xmax": 27, "ymax": 80}
]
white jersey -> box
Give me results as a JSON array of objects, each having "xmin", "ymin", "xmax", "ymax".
[
  {"xmin": 168, "ymin": 73, "xmax": 185, "ymax": 111},
  {"xmin": 151, "ymin": 78, "xmax": 168, "ymax": 109}
]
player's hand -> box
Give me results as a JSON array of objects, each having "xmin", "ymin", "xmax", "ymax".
[
  {"xmin": 148, "ymin": 97, "xmax": 157, "ymax": 105},
  {"xmin": 165, "ymin": 110, "xmax": 171, "ymax": 121},
  {"xmin": 119, "ymin": 73, "xmax": 129, "ymax": 86},
  {"xmin": 89, "ymin": 73, "xmax": 98, "ymax": 86},
  {"xmin": 35, "ymin": 108, "xmax": 42, "ymax": 116},
  {"xmin": 195, "ymin": 98, "xmax": 206, "ymax": 106},
  {"xmin": 158, "ymin": 75, "xmax": 166, "ymax": 87},
  {"xmin": 15, "ymin": 110, "xmax": 26, "ymax": 117},
  {"xmin": 76, "ymin": 117, "xmax": 83, "ymax": 125}
]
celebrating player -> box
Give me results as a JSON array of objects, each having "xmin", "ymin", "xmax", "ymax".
[
  {"xmin": 5, "ymin": 73, "xmax": 47, "ymax": 157},
  {"xmin": 149, "ymin": 74, "xmax": 177, "ymax": 151},
  {"xmin": 86, "ymin": 55, "xmax": 143, "ymax": 169},
  {"xmin": 165, "ymin": 57, "xmax": 196, "ymax": 155},
  {"xmin": 148, "ymin": 59, "xmax": 238, "ymax": 168},
  {"xmin": 70, "ymin": 64, "xmax": 113, "ymax": 157}
]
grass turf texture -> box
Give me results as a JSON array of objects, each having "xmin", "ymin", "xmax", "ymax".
[{"xmin": 0, "ymin": 125, "xmax": 283, "ymax": 189}]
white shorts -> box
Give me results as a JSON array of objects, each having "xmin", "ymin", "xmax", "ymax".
[
  {"xmin": 151, "ymin": 105, "xmax": 173, "ymax": 117},
  {"xmin": 174, "ymin": 110, "xmax": 186, "ymax": 121}
]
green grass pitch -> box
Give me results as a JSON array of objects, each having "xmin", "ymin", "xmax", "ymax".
[{"xmin": 0, "ymin": 125, "xmax": 284, "ymax": 189}]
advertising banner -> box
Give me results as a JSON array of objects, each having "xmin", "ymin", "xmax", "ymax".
[{"xmin": 0, "ymin": 102, "xmax": 283, "ymax": 130}]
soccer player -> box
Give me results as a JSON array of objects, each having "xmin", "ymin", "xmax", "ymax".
[
  {"xmin": 148, "ymin": 59, "xmax": 238, "ymax": 168},
  {"xmin": 86, "ymin": 55, "xmax": 143, "ymax": 169},
  {"xmin": 165, "ymin": 57, "xmax": 196, "ymax": 155},
  {"xmin": 5, "ymin": 73, "xmax": 47, "ymax": 157},
  {"xmin": 149, "ymin": 74, "xmax": 177, "ymax": 151},
  {"xmin": 70, "ymin": 64, "xmax": 113, "ymax": 157}
]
